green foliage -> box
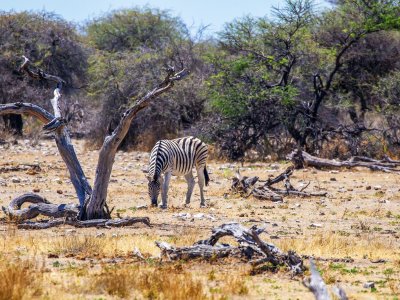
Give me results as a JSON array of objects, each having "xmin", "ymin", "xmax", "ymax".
[
  {"xmin": 2, "ymin": 0, "xmax": 400, "ymax": 159},
  {"xmin": 85, "ymin": 8, "xmax": 212, "ymax": 149},
  {"xmin": 204, "ymin": 0, "xmax": 400, "ymax": 159},
  {"xmin": 86, "ymin": 7, "xmax": 188, "ymax": 52}
]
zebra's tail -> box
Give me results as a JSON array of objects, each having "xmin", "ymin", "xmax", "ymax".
[{"xmin": 204, "ymin": 165, "xmax": 210, "ymax": 186}]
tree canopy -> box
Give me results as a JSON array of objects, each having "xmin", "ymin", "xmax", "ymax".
[{"xmin": 1, "ymin": 1, "xmax": 400, "ymax": 159}]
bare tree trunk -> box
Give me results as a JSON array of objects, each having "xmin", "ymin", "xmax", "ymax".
[
  {"xmin": 81, "ymin": 67, "xmax": 188, "ymax": 220},
  {"xmin": 0, "ymin": 57, "xmax": 188, "ymax": 224}
]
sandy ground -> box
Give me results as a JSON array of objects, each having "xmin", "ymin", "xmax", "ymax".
[{"xmin": 0, "ymin": 138, "xmax": 399, "ymax": 299}]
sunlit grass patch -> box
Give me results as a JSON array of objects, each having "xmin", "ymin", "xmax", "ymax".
[
  {"xmin": 92, "ymin": 264, "xmax": 205, "ymax": 299},
  {"xmin": 0, "ymin": 258, "xmax": 43, "ymax": 300},
  {"xmin": 51, "ymin": 235, "xmax": 106, "ymax": 257},
  {"xmin": 276, "ymin": 232, "xmax": 400, "ymax": 260}
]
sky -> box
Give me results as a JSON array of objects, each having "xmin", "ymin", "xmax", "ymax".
[{"xmin": 1, "ymin": 0, "xmax": 331, "ymax": 35}]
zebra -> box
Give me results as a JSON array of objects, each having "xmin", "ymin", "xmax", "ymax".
[{"xmin": 146, "ymin": 136, "xmax": 209, "ymax": 208}]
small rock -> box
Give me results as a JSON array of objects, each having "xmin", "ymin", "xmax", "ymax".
[
  {"xmin": 329, "ymin": 170, "xmax": 339, "ymax": 174},
  {"xmin": 15, "ymin": 246, "xmax": 27, "ymax": 252},
  {"xmin": 56, "ymin": 190, "xmax": 63, "ymax": 194},
  {"xmin": 193, "ymin": 213, "xmax": 205, "ymax": 219},
  {"xmin": 11, "ymin": 177, "xmax": 21, "ymax": 183},
  {"xmin": 363, "ymin": 282, "xmax": 375, "ymax": 289},
  {"xmin": 378, "ymin": 199, "xmax": 389, "ymax": 203},
  {"xmin": 370, "ymin": 259, "xmax": 386, "ymax": 263},
  {"xmin": 174, "ymin": 212, "xmax": 192, "ymax": 220},
  {"xmin": 65, "ymin": 229, "xmax": 76, "ymax": 234},
  {"xmin": 366, "ymin": 186, "xmax": 372, "ymax": 190},
  {"xmin": 48, "ymin": 253, "xmax": 59, "ymax": 258},
  {"xmin": 373, "ymin": 185, "xmax": 382, "ymax": 190},
  {"xmin": 33, "ymin": 188, "xmax": 40, "ymax": 193},
  {"xmin": 136, "ymin": 205, "xmax": 148, "ymax": 210},
  {"xmin": 330, "ymin": 178, "xmax": 337, "ymax": 181},
  {"xmin": 96, "ymin": 232, "xmax": 105, "ymax": 238},
  {"xmin": 310, "ymin": 223, "xmax": 323, "ymax": 228},
  {"xmin": 270, "ymin": 164, "xmax": 280, "ymax": 170}
]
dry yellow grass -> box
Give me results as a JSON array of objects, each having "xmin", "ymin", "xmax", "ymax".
[
  {"xmin": 92, "ymin": 264, "xmax": 205, "ymax": 299},
  {"xmin": 1, "ymin": 139, "xmax": 400, "ymax": 299},
  {"xmin": 277, "ymin": 232, "xmax": 400, "ymax": 260},
  {"xmin": 0, "ymin": 258, "xmax": 43, "ymax": 300}
]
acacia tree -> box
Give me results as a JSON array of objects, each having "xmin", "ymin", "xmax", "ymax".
[
  {"xmin": 0, "ymin": 56, "xmax": 188, "ymax": 228},
  {"xmin": 206, "ymin": 0, "xmax": 314, "ymax": 159},
  {"xmin": 0, "ymin": 11, "xmax": 88, "ymax": 135},
  {"xmin": 86, "ymin": 8, "xmax": 211, "ymax": 150},
  {"xmin": 207, "ymin": 0, "xmax": 400, "ymax": 158}
]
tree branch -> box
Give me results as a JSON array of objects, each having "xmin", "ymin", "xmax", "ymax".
[{"xmin": 82, "ymin": 67, "xmax": 190, "ymax": 220}]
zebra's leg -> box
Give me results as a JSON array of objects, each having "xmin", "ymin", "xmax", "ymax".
[
  {"xmin": 197, "ymin": 167, "xmax": 206, "ymax": 207},
  {"xmin": 184, "ymin": 172, "xmax": 195, "ymax": 206},
  {"xmin": 161, "ymin": 171, "xmax": 171, "ymax": 209}
]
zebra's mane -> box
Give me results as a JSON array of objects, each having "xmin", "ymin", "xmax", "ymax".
[{"xmin": 153, "ymin": 140, "xmax": 162, "ymax": 181}]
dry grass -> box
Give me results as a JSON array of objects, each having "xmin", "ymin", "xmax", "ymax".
[
  {"xmin": 51, "ymin": 235, "xmax": 106, "ymax": 257},
  {"xmin": 208, "ymin": 272, "xmax": 249, "ymax": 297},
  {"xmin": 92, "ymin": 264, "xmax": 205, "ymax": 299},
  {"xmin": 2, "ymin": 139, "xmax": 400, "ymax": 299},
  {"xmin": 277, "ymin": 232, "xmax": 400, "ymax": 260},
  {"xmin": 0, "ymin": 258, "xmax": 43, "ymax": 300}
]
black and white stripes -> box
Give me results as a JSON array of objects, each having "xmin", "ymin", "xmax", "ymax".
[{"xmin": 147, "ymin": 136, "xmax": 209, "ymax": 208}]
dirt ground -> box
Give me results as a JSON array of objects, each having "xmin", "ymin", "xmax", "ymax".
[{"xmin": 0, "ymin": 138, "xmax": 399, "ymax": 300}]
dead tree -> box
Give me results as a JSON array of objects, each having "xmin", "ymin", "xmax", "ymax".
[
  {"xmin": 156, "ymin": 223, "xmax": 305, "ymax": 275},
  {"xmin": 304, "ymin": 259, "xmax": 348, "ymax": 300},
  {"xmin": 0, "ymin": 56, "xmax": 188, "ymax": 227},
  {"xmin": 231, "ymin": 166, "xmax": 327, "ymax": 201},
  {"xmin": 288, "ymin": 149, "xmax": 400, "ymax": 174}
]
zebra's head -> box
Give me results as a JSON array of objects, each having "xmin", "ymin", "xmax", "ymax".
[{"xmin": 147, "ymin": 176, "xmax": 161, "ymax": 206}]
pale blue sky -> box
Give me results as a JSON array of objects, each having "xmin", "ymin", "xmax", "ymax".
[{"xmin": 1, "ymin": 0, "xmax": 330, "ymax": 35}]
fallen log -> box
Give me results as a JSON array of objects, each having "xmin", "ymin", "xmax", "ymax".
[
  {"xmin": 155, "ymin": 223, "xmax": 305, "ymax": 275},
  {"xmin": 231, "ymin": 166, "xmax": 326, "ymax": 201},
  {"xmin": 0, "ymin": 163, "xmax": 41, "ymax": 173},
  {"xmin": 2, "ymin": 193, "xmax": 150, "ymax": 229},
  {"xmin": 17, "ymin": 217, "xmax": 150, "ymax": 230},
  {"xmin": 156, "ymin": 242, "xmax": 235, "ymax": 260},
  {"xmin": 2, "ymin": 193, "xmax": 78, "ymax": 221},
  {"xmin": 288, "ymin": 149, "xmax": 400, "ymax": 174}
]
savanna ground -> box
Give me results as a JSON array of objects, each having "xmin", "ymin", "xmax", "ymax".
[{"xmin": 0, "ymin": 138, "xmax": 399, "ymax": 300}]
